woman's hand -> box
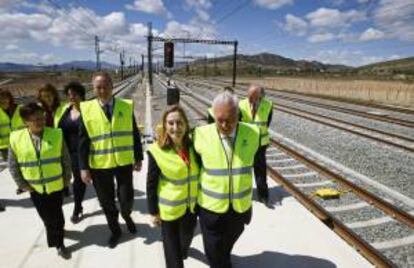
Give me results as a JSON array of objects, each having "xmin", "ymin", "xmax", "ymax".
[{"xmin": 81, "ymin": 170, "xmax": 93, "ymax": 185}]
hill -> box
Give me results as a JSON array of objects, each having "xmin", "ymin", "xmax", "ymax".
[{"xmin": 0, "ymin": 60, "xmax": 118, "ymax": 72}]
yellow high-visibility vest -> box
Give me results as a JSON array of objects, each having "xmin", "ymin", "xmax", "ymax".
[
  {"xmin": 194, "ymin": 123, "xmax": 259, "ymax": 213},
  {"xmin": 0, "ymin": 105, "xmax": 25, "ymax": 149},
  {"xmin": 80, "ymin": 98, "xmax": 134, "ymax": 169},
  {"xmin": 53, "ymin": 102, "xmax": 70, "ymax": 128},
  {"xmin": 10, "ymin": 128, "xmax": 64, "ymax": 194},
  {"xmin": 149, "ymin": 143, "xmax": 199, "ymax": 221},
  {"xmin": 239, "ymin": 97, "xmax": 272, "ymax": 146}
]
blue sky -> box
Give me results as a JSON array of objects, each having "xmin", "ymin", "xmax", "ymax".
[{"xmin": 0, "ymin": 0, "xmax": 413, "ymax": 67}]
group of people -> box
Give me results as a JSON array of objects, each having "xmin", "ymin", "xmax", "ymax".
[{"xmin": 0, "ymin": 71, "xmax": 273, "ymax": 268}]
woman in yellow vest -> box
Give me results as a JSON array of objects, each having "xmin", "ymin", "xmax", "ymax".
[
  {"xmin": 8, "ymin": 102, "xmax": 72, "ymax": 259},
  {"xmin": 37, "ymin": 84, "xmax": 71, "ymax": 196},
  {"xmin": 0, "ymin": 89, "xmax": 25, "ymax": 161},
  {"xmin": 37, "ymin": 83, "xmax": 68, "ymax": 128},
  {"xmin": 147, "ymin": 105, "xmax": 199, "ymax": 268}
]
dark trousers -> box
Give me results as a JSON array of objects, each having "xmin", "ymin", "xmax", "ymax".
[
  {"xmin": 72, "ymin": 166, "xmax": 86, "ymax": 215},
  {"xmin": 91, "ymin": 164, "xmax": 134, "ymax": 234},
  {"xmin": 0, "ymin": 149, "xmax": 7, "ymax": 161},
  {"xmin": 30, "ymin": 190, "xmax": 65, "ymax": 248},
  {"xmin": 161, "ymin": 210, "xmax": 197, "ymax": 268},
  {"xmin": 199, "ymin": 207, "xmax": 251, "ymax": 268},
  {"xmin": 254, "ymin": 146, "xmax": 269, "ymax": 199}
]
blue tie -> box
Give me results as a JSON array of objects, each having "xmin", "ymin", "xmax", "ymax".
[{"xmin": 104, "ymin": 103, "xmax": 111, "ymax": 120}]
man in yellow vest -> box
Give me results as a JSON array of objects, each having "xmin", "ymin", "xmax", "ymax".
[
  {"xmin": 207, "ymin": 86, "xmax": 234, "ymax": 124},
  {"xmin": 8, "ymin": 102, "xmax": 72, "ymax": 259},
  {"xmin": 79, "ymin": 72, "xmax": 143, "ymax": 248},
  {"xmin": 239, "ymin": 84, "xmax": 273, "ymax": 205},
  {"xmin": 194, "ymin": 91, "xmax": 260, "ymax": 268}
]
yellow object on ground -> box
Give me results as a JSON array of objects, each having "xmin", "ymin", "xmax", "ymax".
[{"xmin": 313, "ymin": 187, "xmax": 341, "ymax": 200}]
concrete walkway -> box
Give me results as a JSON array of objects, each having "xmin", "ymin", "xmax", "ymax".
[{"xmin": 0, "ymin": 155, "xmax": 374, "ymax": 268}]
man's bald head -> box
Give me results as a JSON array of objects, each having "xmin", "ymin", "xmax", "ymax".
[{"xmin": 247, "ymin": 84, "xmax": 263, "ymax": 105}]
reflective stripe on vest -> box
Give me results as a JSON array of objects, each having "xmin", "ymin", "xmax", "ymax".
[
  {"xmin": 149, "ymin": 143, "xmax": 200, "ymax": 221},
  {"xmin": 9, "ymin": 128, "xmax": 64, "ymax": 194},
  {"xmin": 0, "ymin": 105, "xmax": 25, "ymax": 149},
  {"xmin": 239, "ymin": 98, "xmax": 272, "ymax": 146},
  {"xmin": 194, "ymin": 123, "xmax": 260, "ymax": 214},
  {"xmin": 80, "ymin": 98, "xmax": 134, "ymax": 169}
]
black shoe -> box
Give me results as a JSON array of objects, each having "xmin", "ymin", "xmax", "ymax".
[
  {"xmin": 259, "ymin": 196, "xmax": 270, "ymax": 206},
  {"xmin": 57, "ymin": 246, "xmax": 71, "ymax": 260},
  {"xmin": 108, "ymin": 232, "xmax": 121, "ymax": 248},
  {"xmin": 124, "ymin": 216, "xmax": 137, "ymax": 234},
  {"xmin": 70, "ymin": 212, "xmax": 83, "ymax": 224}
]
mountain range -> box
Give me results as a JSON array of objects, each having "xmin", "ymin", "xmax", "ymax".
[{"xmin": 0, "ymin": 60, "xmax": 118, "ymax": 72}]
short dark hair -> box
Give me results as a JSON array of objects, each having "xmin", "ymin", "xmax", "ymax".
[
  {"xmin": 19, "ymin": 102, "xmax": 44, "ymax": 121},
  {"xmin": 92, "ymin": 71, "xmax": 113, "ymax": 87},
  {"xmin": 64, "ymin": 81, "xmax": 86, "ymax": 100},
  {"xmin": 37, "ymin": 83, "xmax": 60, "ymax": 111}
]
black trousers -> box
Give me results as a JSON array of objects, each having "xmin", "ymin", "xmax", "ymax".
[
  {"xmin": 30, "ymin": 190, "xmax": 65, "ymax": 248},
  {"xmin": 91, "ymin": 164, "xmax": 134, "ymax": 234},
  {"xmin": 254, "ymin": 145, "xmax": 269, "ymax": 199},
  {"xmin": 0, "ymin": 148, "xmax": 7, "ymax": 161},
  {"xmin": 161, "ymin": 210, "xmax": 197, "ymax": 268},
  {"xmin": 72, "ymin": 166, "xmax": 86, "ymax": 215},
  {"xmin": 199, "ymin": 207, "xmax": 251, "ymax": 268}
]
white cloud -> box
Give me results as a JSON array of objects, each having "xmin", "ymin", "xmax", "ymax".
[
  {"xmin": 163, "ymin": 20, "xmax": 215, "ymax": 39},
  {"xmin": 284, "ymin": 14, "xmax": 308, "ymax": 36},
  {"xmin": 184, "ymin": 0, "xmax": 212, "ymax": 22},
  {"xmin": 254, "ymin": 0, "xmax": 293, "ymax": 10},
  {"xmin": 306, "ymin": 8, "xmax": 365, "ymax": 28},
  {"xmin": 0, "ymin": 51, "xmax": 59, "ymax": 64},
  {"xmin": 359, "ymin": 27, "xmax": 385, "ymax": 41},
  {"xmin": 5, "ymin": 44, "xmax": 18, "ymax": 50},
  {"xmin": 305, "ymin": 49, "xmax": 402, "ymax": 67},
  {"xmin": 373, "ymin": 0, "xmax": 414, "ymax": 42},
  {"xmin": 0, "ymin": 12, "xmax": 52, "ymax": 40},
  {"xmin": 308, "ymin": 32, "xmax": 335, "ymax": 43},
  {"xmin": 126, "ymin": 0, "xmax": 171, "ymax": 17}
]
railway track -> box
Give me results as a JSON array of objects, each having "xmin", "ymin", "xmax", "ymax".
[
  {"xmin": 213, "ymin": 79, "xmax": 414, "ymax": 122},
  {"xmin": 156, "ymin": 76, "xmax": 414, "ymax": 268},
  {"xmin": 178, "ymin": 78, "xmax": 414, "ymax": 154}
]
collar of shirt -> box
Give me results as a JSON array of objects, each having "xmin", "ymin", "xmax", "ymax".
[
  {"xmin": 219, "ymin": 126, "xmax": 237, "ymax": 140},
  {"xmin": 98, "ymin": 98, "xmax": 114, "ymax": 108}
]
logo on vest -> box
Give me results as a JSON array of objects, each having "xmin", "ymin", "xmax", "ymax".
[
  {"xmin": 242, "ymin": 139, "xmax": 248, "ymax": 147},
  {"xmin": 119, "ymin": 111, "xmax": 123, "ymax": 117}
]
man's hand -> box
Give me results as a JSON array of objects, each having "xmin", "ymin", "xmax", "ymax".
[
  {"xmin": 150, "ymin": 214, "xmax": 161, "ymax": 227},
  {"xmin": 81, "ymin": 169, "xmax": 93, "ymax": 185},
  {"xmin": 133, "ymin": 160, "xmax": 142, "ymax": 172}
]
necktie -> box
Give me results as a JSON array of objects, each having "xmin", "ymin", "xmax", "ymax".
[
  {"xmin": 222, "ymin": 136, "xmax": 233, "ymax": 163},
  {"xmin": 104, "ymin": 103, "xmax": 111, "ymax": 120}
]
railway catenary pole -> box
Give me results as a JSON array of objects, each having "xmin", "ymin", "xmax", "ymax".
[
  {"xmin": 232, "ymin": 40, "xmax": 237, "ymax": 87},
  {"xmin": 95, "ymin": 35, "xmax": 102, "ymax": 71},
  {"xmin": 147, "ymin": 22, "xmax": 153, "ymax": 94},
  {"xmin": 141, "ymin": 54, "xmax": 144, "ymax": 72},
  {"xmin": 120, "ymin": 50, "xmax": 125, "ymax": 80}
]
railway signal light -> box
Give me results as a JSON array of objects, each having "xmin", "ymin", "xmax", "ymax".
[{"xmin": 164, "ymin": 42, "xmax": 174, "ymax": 68}]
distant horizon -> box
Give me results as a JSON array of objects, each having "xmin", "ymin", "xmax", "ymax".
[{"xmin": 1, "ymin": 52, "xmax": 412, "ymax": 69}]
